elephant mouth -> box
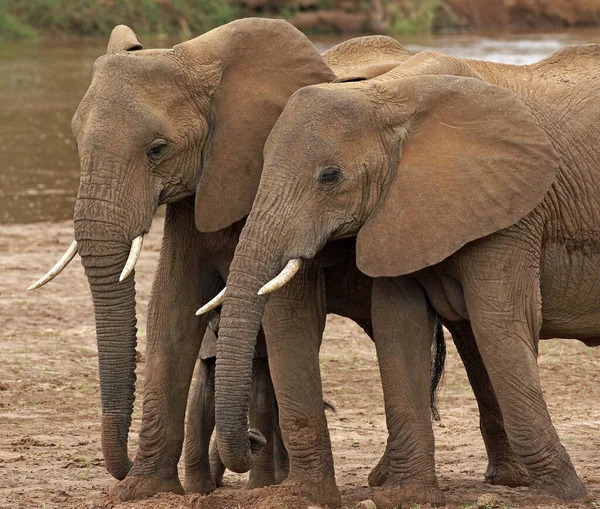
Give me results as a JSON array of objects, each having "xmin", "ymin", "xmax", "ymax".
[{"xmin": 27, "ymin": 234, "xmax": 145, "ymax": 291}]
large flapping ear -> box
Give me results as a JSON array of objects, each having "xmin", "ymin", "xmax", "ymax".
[
  {"xmin": 356, "ymin": 74, "xmax": 558, "ymax": 277},
  {"xmin": 176, "ymin": 18, "xmax": 335, "ymax": 232},
  {"xmin": 322, "ymin": 35, "xmax": 411, "ymax": 82},
  {"xmin": 107, "ymin": 25, "xmax": 143, "ymax": 53}
]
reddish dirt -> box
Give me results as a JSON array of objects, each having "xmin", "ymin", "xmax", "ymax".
[{"xmin": 1, "ymin": 218, "xmax": 599, "ymax": 509}]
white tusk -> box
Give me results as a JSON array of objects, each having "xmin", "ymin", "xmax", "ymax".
[
  {"xmin": 257, "ymin": 258, "xmax": 302, "ymax": 296},
  {"xmin": 27, "ymin": 240, "xmax": 78, "ymax": 291},
  {"xmin": 195, "ymin": 287, "xmax": 226, "ymax": 316},
  {"xmin": 119, "ymin": 235, "xmax": 144, "ymax": 282}
]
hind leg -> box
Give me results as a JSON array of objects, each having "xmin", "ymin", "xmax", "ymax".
[
  {"xmin": 445, "ymin": 320, "xmax": 528, "ymax": 487},
  {"xmin": 460, "ymin": 238, "xmax": 587, "ymax": 501}
]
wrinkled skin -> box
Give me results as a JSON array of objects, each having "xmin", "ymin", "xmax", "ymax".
[
  {"xmin": 217, "ymin": 45, "xmax": 600, "ymax": 507},
  {"xmin": 66, "ymin": 18, "xmax": 472, "ymax": 502},
  {"xmin": 64, "ymin": 17, "xmax": 525, "ymax": 502},
  {"xmin": 185, "ymin": 313, "xmax": 289, "ymax": 491}
]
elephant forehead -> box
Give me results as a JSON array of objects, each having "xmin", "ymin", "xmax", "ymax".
[
  {"xmin": 288, "ymin": 84, "xmax": 369, "ymax": 123},
  {"xmin": 88, "ymin": 51, "xmax": 185, "ymax": 101},
  {"xmin": 265, "ymin": 86, "xmax": 374, "ymax": 161},
  {"xmin": 74, "ymin": 55, "xmax": 188, "ymax": 135},
  {"xmin": 91, "ymin": 52, "xmax": 184, "ymax": 93}
]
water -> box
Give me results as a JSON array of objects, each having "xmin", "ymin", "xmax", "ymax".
[{"xmin": 2, "ymin": 29, "xmax": 600, "ymax": 224}]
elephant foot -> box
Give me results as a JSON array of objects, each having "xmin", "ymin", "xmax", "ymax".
[
  {"xmin": 368, "ymin": 452, "xmax": 389, "ymax": 487},
  {"xmin": 247, "ymin": 469, "xmax": 277, "ymax": 489},
  {"xmin": 485, "ymin": 458, "xmax": 529, "ymax": 487},
  {"xmin": 112, "ymin": 474, "xmax": 184, "ymax": 501},
  {"xmin": 183, "ymin": 471, "xmax": 217, "ymax": 494},
  {"xmin": 282, "ymin": 475, "xmax": 342, "ymax": 508},
  {"xmin": 529, "ymin": 472, "xmax": 589, "ymax": 502},
  {"xmin": 372, "ymin": 480, "xmax": 445, "ymax": 509}
]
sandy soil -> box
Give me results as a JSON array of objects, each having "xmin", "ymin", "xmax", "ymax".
[{"xmin": 0, "ymin": 218, "xmax": 599, "ymax": 509}]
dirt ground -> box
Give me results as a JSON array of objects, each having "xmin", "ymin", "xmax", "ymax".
[{"xmin": 1, "ymin": 218, "xmax": 598, "ymax": 509}]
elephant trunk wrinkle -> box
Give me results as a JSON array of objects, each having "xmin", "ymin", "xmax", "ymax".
[
  {"xmin": 80, "ymin": 241, "xmax": 138, "ymax": 480},
  {"xmin": 215, "ymin": 229, "xmax": 280, "ymax": 474}
]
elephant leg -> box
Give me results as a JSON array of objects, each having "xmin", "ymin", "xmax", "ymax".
[
  {"xmin": 445, "ymin": 320, "xmax": 528, "ymax": 487},
  {"xmin": 114, "ymin": 202, "xmax": 221, "ymax": 501},
  {"xmin": 247, "ymin": 332, "xmax": 278, "ymax": 488},
  {"xmin": 261, "ymin": 261, "xmax": 341, "ymax": 508},
  {"xmin": 273, "ymin": 407, "xmax": 290, "ymax": 484},
  {"xmin": 183, "ymin": 357, "xmax": 217, "ymax": 494},
  {"xmin": 368, "ymin": 447, "xmax": 390, "ymax": 487},
  {"xmin": 370, "ymin": 277, "xmax": 445, "ymax": 509},
  {"xmin": 209, "ymin": 436, "xmax": 226, "ymax": 487},
  {"xmin": 461, "ymin": 242, "xmax": 588, "ymax": 501}
]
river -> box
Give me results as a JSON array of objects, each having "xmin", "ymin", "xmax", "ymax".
[{"xmin": 1, "ymin": 29, "xmax": 599, "ymax": 224}]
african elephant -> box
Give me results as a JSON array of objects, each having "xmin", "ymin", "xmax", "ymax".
[
  {"xmin": 209, "ymin": 45, "xmax": 600, "ymax": 507},
  {"xmin": 27, "ymin": 18, "xmax": 428, "ymax": 501},
  {"xmin": 185, "ymin": 312, "xmax": 289, "ymax": 489}
]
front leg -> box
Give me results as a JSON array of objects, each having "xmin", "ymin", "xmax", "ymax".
[
  {"xmin": 115, "ymin": 201, "xmax": 221, "ymax": 501},
  {"xmin": 247, "ymin": 331, "xmax": 279, "ymax": 488},
  {"xmin": 261, "ymin": 261, "xmax": 341, "ymax": 508},
  {"xmin": 370, "ymin": 277, "xmax": 444, "ymax": 509}
]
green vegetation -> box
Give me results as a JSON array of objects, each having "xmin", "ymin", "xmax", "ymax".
[
  {"xmin": 0, "ymin": 0, "xmax": 240, "ymax": 41},
  {"xmin": 384, "ymin": 0, "xmax": 454, "ymax": 35},
  {"xmin": 0, "ymin": 0, "xmax": 461, "ymax": 42}
]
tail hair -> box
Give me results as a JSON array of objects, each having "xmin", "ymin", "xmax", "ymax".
[{"xmin": 430, "ymin": 317, "xmax": 446, "ymax": 422}]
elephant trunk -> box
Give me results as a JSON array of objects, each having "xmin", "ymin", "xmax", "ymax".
[
  {"xmin": 215, "ymin": 224, "xmax": 279, "ymax": 473},
  {"xmin": 75, "ymin": 196, "xmax": 140, "ymax": 480}
]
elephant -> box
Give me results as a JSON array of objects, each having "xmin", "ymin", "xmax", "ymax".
[
  {"xmin": 28, "ymin": 18, "xmax": 527, "ymax": 503},
  {"xmin": 185, "ymin": 312, "xmax": 289, "ymax": 489},
  {"xmin": 27, "ymin": 18, "xmax": 432, "ymax": 501},
  {"xmin": 207, "ymin": 44, "xmax": 600, "ymax": 507}
]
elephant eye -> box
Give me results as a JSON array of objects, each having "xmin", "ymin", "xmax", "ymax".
[
  {"xmin": 318, "ymin": 166, "xmax": 342, "ymax": 187},
  {"xmin": 147, "ymin": 140, "xmax": 168, "ymax": 160}
]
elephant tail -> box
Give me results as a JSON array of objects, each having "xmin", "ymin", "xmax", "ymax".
[{"xmin": 430, "ymin": 316, "xmax": 446, "ymax": 422}]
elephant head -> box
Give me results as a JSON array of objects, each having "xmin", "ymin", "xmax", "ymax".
[
  {"xmin": 203, "ymin": 53, "xmax": 559, "ymax": 471},
  {"xmin": 28, "ymin": 18, "xmax": 335, "ymax": 480}
]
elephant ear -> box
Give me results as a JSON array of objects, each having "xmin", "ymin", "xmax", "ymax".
[
  {"xmin": 322, "ymin": 35, "xmax": 411, "ymax": 82},
  {"xmin": 178, "ymin": 18, "xmax": 335, "ymax": 232},
  {"xmin": 356, "ymin": 74, "xmax": 558, "ymax": 277},
  {"xmin": 107, "ymin": 25, "xmax": 143, "ymax": 53}
]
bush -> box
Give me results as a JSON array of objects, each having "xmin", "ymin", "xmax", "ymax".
[{"xmin": 385, "ymin": 0, "xmax": 442, "ymax": 35}]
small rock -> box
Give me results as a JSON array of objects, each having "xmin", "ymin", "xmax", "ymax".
[
  {"xmin": 355, "ymin": 500, "xmax": 377, "ymax": 509},
  {"xmin": 477, "ymin": 493, "xmax": 498, "ymax": 508}
]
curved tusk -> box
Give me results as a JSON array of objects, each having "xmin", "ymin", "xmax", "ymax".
[
  {"xmin": 257, "ymin": 258, "xmax": 302, "ymax": 296},
  {"xmin": 195, "ymin": 287, "xmax": 226, "ymax": 316},
  {"xmin": 119, "ymin": 235, "xmax": 144, "ymax": 282},
  {"xmin": 27, "ymin": 240, "xmax": 78, "ymax": 291}
]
